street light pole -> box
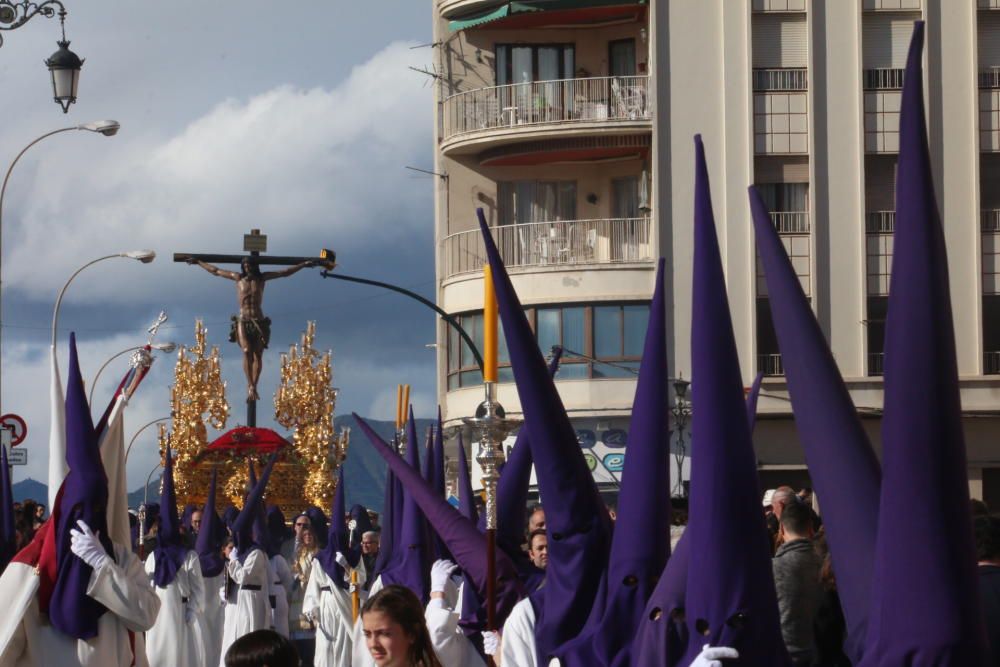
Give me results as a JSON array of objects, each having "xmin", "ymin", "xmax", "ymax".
[
  {"xmin": 124, "ymin": 416, "xmax": 170, "ymax": 469},
  {"xmin": 671, "ymin": 376, "xmax": 691, "ymax": 498},
  {"xmin": 0, "ymin": 120, "xmax": 120, "ymax": 412},
  {"xmin": 88, "ymin": 342, "xmax": 176, "ymax": 408}
]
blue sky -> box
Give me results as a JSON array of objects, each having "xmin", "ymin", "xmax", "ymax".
[{"xmin": 0, "ymin": 2, "xmax": 439, "ymax": 491}]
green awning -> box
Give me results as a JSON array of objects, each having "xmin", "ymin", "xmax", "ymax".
[{"xmin": 449, "ymin": 0, "xmax": 645, "ymax": 32}]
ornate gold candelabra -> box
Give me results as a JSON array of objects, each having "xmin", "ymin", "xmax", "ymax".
[
  {"xmin": 274, "ymin": 321, "xmax": 349, "ymax": 510},
  {"xmin": 161, "ymin": 320, "xmax": 230, "ymax": 503}
]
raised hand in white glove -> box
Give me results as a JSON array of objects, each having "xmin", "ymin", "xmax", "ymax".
[
  {"xmin": 228, "ymin": 547, "xmax": 239, "ymax": 562},
  {"xmin": 482, "ymin": 630, "xmax": 500, "ymax": 656},
  {"xmin": 430, "ymin": 559, "xmax": 458, "ymax": 594},
  {"xmin": 334, "ymin": 551, "xmax": 350, "ymax": 569},
  {"xmin": 689, "ymin": 644, "xmax": 739, "ymax": 667},
  {"xmin": 69, "ymin": 520, "xmax": 110, "ymax": 570}
]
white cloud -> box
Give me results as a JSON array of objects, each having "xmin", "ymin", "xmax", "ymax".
[{"xmin": 4, "ymin": 40, "xmax": 433, "ymax": 303}]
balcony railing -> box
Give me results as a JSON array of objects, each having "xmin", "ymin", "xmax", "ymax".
[
  {"xmin": 442, "ymin": 217, "xmax": 654, "ymax": 278},
  {"xmin": 752, "ymin": 68, "xmax": 808, "ymax": 92},
  {"xmin": 981, "ymin": 68, "xmax": 1000, "ymax": 89},
  {"xmin": 868, "ymin": 352, "xmax": 885, "ymax": 376},
  {"xmin": 770, "ymin": 211, "xmax": 810, "ymax": 233},
  {"xmin": 441, "ymin": 76, "xmax": 650, "ymax": 142},
  {"xmin": 864, "ymin": 68, "xmax": 904, "ymax": 90},
  {"xmin": 758, "ymin": 353, "xmax": 785, "ymax": 377},
  {"xmin": 983, "ymin": 209, "xmax": 1000, "ymax": 232},
  {"xmin": 986, "ymin": 351, "xmax": 1000, "ymax": 374},
  {"xmin": 864, "ymin": 0, "xmax": 921, "ymax": 9},
  {"xmin": 866, "ymin": 210, "xmax": 896, "ymax": 233}
]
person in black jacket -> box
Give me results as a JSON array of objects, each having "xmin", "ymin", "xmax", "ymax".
[
  {"xmin": 974, "ymin": 514, "xmax": 1000, "ymax": 666},
  {"xmin": 773, "ymin": 501, "xmax": 823, "ymax": 665}
]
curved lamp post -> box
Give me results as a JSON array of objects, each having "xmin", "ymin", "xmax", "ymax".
[
  {"xmin": 88, "ymin": 343, "xmax": 176, "ymax": 408},
  {"xmin": 0, "ymin": 120, "xmax": 120, "ymax": 410},
  {"xmin": 51, "ymin": 250, "xmax": 156, "ymax": 350},
  {"xmin": 671, "ymin": 376, "xmax": 691, "ymax": 498},
  {"xmin": 124, "ymin": 416, "xmax": 170, "ymax": 469}
]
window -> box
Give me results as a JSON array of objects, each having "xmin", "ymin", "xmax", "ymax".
[
  {"xmin": 867, "ymin": 296, "xmax": 888, "ymax": 376},
  {"xmin": 496, "ymin": 44, "xmax": 575, "ymax": 85},
  {"xmin": 446, "ymin": 302, "xmax": 650, "ymax": 389},
  {"xmin": 498, "ymin": 181, "xmax": 577, "ymax": 225}
]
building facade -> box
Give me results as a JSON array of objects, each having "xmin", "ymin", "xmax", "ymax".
[{"xmin": 432, "ymin": 0, "xmax": 1000, "ymax": 505}]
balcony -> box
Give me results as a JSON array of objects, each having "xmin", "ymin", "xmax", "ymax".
[
  {"xmin": 438, "ymin": 0, "xmax": 499, "ymax": 20},
  {"xmin": 863, "ymin": 0, "xmax": 920, "ymax": 8},
  {"xmin": 758, "ymin": 353, "xmax": 785, "ymax": 377},
  {"xmin": 866, "ymin": 212, "xmax": 894, "ymax": 296},
  {"xmin": 753, "ymin": 73, "xmax": 808, "ymax": 155},
  {"xmin": 752, "ymin": 0, "xmax": 805, "ymax": 10},
  {"xmin": 868, "ymin": 352, "xmax": 885, "ymax": 376},
  {"xmin": 979, "ymin": 0, "xmax": 1000, "ymax": 8},
  {"xmin": 864, "ymin": 68, "xmax": 904, "ymax": 91},
  {"xmin": 770, "ymin": 211, "xmax": 810, "ymax": 233},
  {"xmin": 986, "ymin": 351, "xmax": 1000, "ymax": 374},
  {"xmin": 441, "ymin": 217, "xmax": 654, "ymax": 279},
  {"xmin": 866, "ymin": 210, "xmax": 896, "ymax": 233},
  {"xmin": 440, "ymin": 76, "xmax": 651, "ymax": 154},
  {"xmin": 982, "ymin": 212, "xmax": 1000, "ymax": 294}
]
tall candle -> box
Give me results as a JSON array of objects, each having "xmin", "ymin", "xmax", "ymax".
[{"xmin": 483, "ymin": 265, "xmax": 498, "ymax": 382}]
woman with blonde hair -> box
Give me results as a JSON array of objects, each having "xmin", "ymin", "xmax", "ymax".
[
  {"xmin": 361, "ymin": 586, "xmax": 444, "ymax": 667},
  {"xmin": 289, "ymin": 518, "xmax": 320, "ymax": 666}
]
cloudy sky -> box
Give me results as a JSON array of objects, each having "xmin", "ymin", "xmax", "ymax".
[{"xmin": 0, "ymin": 2, "xmax": 438, "ymax": 491}]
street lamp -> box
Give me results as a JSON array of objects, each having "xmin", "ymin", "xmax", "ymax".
[
  {"xmin": 124, "ymin": 416, "xmax": 170, "ymax": 469},
  {"xmin": 671, "ymin": 375, "xmax": 691, "ymax": 498},
  {"xmin": 51, "ymin": 250, "xmax": 156, "ymax": 350},
  {"xmin": 0, "ymin": 120, "xmax": 121, "ymax": 411},
  {"xmin": 88, "ymin": 343, "xmax": 176, "ymax": 408}
]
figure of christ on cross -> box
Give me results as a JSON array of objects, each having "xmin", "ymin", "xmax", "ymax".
[{"xmin": 185, "ymin": 255, "xmax": 321, "ymax": 402}]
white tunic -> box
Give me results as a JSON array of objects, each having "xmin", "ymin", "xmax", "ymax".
[
  {"xmin": 424, "ymin": 597, "xmax": 487, "ymax": 667},
  {"xmin": 143, "ymin": 549, "xmax": 207, "ymax": 667},
  {"xmin": 303, "ymin": 562, "xmax": 357, "ymax": 667},
  {"xmin": 218, "ymin": 548, "xmax": 270, "ymax": 667},
  {"xmin": 0, "ymin": 543, "xmax": 161, "ymax": 667},
  {"xmin": 502, "ymin": 596, "xmax": 538, "ymax": 667},
  {"xmin": 268, "ymin": 554, "xmax": 293, "ymax": 638},
  {"xmin": 200, "ymin": 572, "xmax": 226, "ymax": 667}
]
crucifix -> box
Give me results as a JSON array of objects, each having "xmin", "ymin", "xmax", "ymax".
[{"xmin": 175, "ymin": 230, "xmax": 335, "ymax": 426}]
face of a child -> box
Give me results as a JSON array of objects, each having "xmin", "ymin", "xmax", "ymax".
[{"xmin": 362, "ymin": 610, "xmax": 414, "ymax": 667}]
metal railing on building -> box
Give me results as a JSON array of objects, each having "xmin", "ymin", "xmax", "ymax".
[
  {"xmin": 864, "ymin": 68, "xmax": 905, "ymax": 90},
  {"xmin": 441, "ymin": 76, "xmax": 650, "ymax": 141},
  {"xmin": 985, "ymin": 351, "xmax": 1000, "ymax": 374},
  {"xmin": 770, "ymin": 211, "xmax": 810, "ymax": 233},
  {"xmin": 868, "ymin": 352, "xmax": 885, "ymax": 376},
  {"xmin": 441, "ymin": 217, "xmax": 654, "ymax": 278},
  {"xmin": 866, "ymin": 210, "xmax": 896, "ymax": 233},
  {"xmin": 983, "ymin": 209, "xmax": 1000, "ymax": 232},
  {"xmin": 752, "ymin": 68, "xmax": 808, "ymax": 92},
  {"xmin": 758, "ymin": 353, "xmax": 784, "ymax": 377}
]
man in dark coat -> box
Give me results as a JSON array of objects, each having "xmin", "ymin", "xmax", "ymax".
[{"xmin": 773, "ymin": 502, "xmax": 823, "ymax": 665}]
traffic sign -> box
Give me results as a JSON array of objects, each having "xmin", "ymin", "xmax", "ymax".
[
  {"xmin": 0, "ymin": 414, "xmax": 27, "ymax": 446},
  {"xmin": 2, "ymin": 443, "xmax": 25, "ymax": 465}
]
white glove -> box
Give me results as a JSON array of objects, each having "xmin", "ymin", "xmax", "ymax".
[
  {"xmin": 306, "ymin": 607, "xmax": 320, "ymax": 623},
  {"xmin": 69, "ymin": 520, "xmax": 110, "ymax": 570},
  {"xmin": 482, "ymin": 630, "xmax": 500, "ymax": 656},
  {"xmin": 228, "ymin": 548, "xmax": 239, "ymax": 562},
  {"xmin": 430, "ymin": 559, "xmax": 458, "ymax": 594},
  {"xmin": 184, "ymin": 606, "xmax": 195, "ymax": 624},
  {"xmin": 334, "ymin": 551, "xmax": 350, "ymax": 569},
  {"xmin": 218, "ymin": 586, "xmax": 228, "ymax": 604},
  {"xmin": 348, "ymin": 519, "xmax": 357, "ymax": 531},
  {"xmin": 689, "ymin": 644, "xmax": 739, "ymax": 667}
]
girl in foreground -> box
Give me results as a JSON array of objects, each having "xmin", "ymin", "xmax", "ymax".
[{"xmin": 361, "ymin": 586, "xmax": 444, "ymax": 667}]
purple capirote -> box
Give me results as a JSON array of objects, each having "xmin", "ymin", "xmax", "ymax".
[
  {"xmin": 859, "ymin": 21, "xmax": 988, "ymax": 665},
  {"xmin": 477, "ymin": 207, "xmax": 613, "ymax": 663}
]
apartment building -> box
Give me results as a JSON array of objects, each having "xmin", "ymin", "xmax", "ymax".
[{"xmin": 433, "ymin": 0, "xmax": 1000, "ymax": 504}]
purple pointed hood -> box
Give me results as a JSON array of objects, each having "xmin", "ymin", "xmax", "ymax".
[
  {"xmin": 354, "ymin": 413, "xmax": 524, "ymax": 625},
  {"xmin": 347, "ymin": 503, "xmax": 374, "ymax": 568},
  {"xmin": 377, "ymin": 407, "xmax": 430, "ymax": 601},
  {"xmin": 681, "ymin": 136, "xmax": 790, "ymax": 665},
  {"xmin": 222, "ymin": 505, "xmax": 239, "ymax": 530},
  {"xmin": 231, "ymin": 454, "xmax": 277, "ymax": 563},
  {"xmin": 555, "ymin": 259, "xmax": 671, "ymax": 666},
  {"xmin": 478, "ymin": 208, "xmax": 613, "ymax": 661},
  {"xmin": 431, "ymin": 408, "xmax": 452, "ymax": 562},
  {"xmin": 181, "ymin": 504, "xmax": 198, "ymax": 534},
  {"xmin": 0, "ymin": 442, "xmax": 15, "ymax": 571},
  {"xmin": 50, "ymin": 333, "xmax": 115, "ymax": 639},
  {"xmin": 750, "ymin": 182, "xmax": 882, "ymax": 661},
  {"xmin": 860, "ymin": 23, "xmax": 987, "ymax": 664},
  {"xmin": 317, "ymin": 467, "xmax": 350, "ymax": 587},
  {"xmin": 196, "ymin": 467, "xmax": 227, "ymax": 578},
  {"xmin": 153, "ymin": 446, "xmax": 189, "ymax": 587},
  {"xmin": 372, "ymin": 468, "xmax": 397, "ymax": 578},
  {"xmin": 265, "ymin": 506, "xmax": 288, "ymax": 558},
  {"xmin": 634, "ymin": 363, "xmax": 765, "ymax": 665},
  {"xmin": 456, "ymin": 434, "xmax": 477, "ymax": 524}
]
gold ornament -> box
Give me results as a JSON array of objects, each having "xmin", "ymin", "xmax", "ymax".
[{"xmin": 274, "ymin": 321, "xmax": 349, "ymax": 510}]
